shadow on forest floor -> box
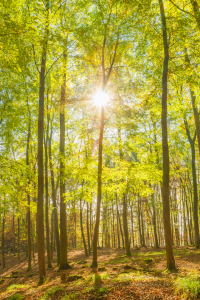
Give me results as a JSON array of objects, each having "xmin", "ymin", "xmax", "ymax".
[{"xmin": 0, "ymin": 247, "xmax": 200, "ymax": 299}]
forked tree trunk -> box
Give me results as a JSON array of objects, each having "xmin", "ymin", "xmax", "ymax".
[{"xmin": 159, "ymin": 0, "xmax": 175, "ymax": 270}]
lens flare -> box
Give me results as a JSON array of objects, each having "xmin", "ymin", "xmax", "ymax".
[{"xmin": 93, "ymin": 91, "xmax": 109, "ymax": 107}]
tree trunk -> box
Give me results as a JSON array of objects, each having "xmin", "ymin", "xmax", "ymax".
[
  {"xmin": 18, "ymin": 217, "xmax": 20, "ymax": 260},
  {"xmin": 44, "ymin": 109, "xmax": 51, "ymax": 268},
  {"xmin": 159, "ymin": 0, "xmax": 175, "ymax": 270},
  {"xmin": 123, "ymin": 195, "xmax": 131, "ymax": 255},
  {"xmin": 130, "ymin": 205, "xmax": 134, "ymax": 248},
  {"xmin": 151, "ymin": 193, "xmax": 159, "ymax": 248},
  {"xmin": 49, "ymin": 125, "xmax": 60, "ymax": 265},
  {"xmin": 80, "ymin": 199, "xmax": 88, "ymax": 256},
  {"xmin": 138, "ymin": 196, "xmax": 143, "ymax": 247},
  {"xmin": 191, "ymin": 140, "xmax": 199, "ymax": 248},
  {"xmin": 2, "ymin": 215, "xmax": 5, "ymax": 269},
  {"xmin": 51, "ymin": 210, "xmax": 53, "ymax": 260},
  {"xmin": 141, "ymin": 210, "xmax": 146, "ymax": 247},
  {"xmin": 92, "ymin": 105, "xmax": 104, "ymax": 267},
  {"xmin": 87, "ymin": 201, "xmax": 91, "ymax": 255},
  {"xmin": 60, "ymin": 54, "xmax": 69, "ymax": 269},
  {"xmin": 117, "ymin": 199, "xmax": 120, "ymax": 248},
  {"xmin": 112, "ymin": 201, "xmax": 115, "ymax": 248},
  {"xmin": 117, "ymin": 204, "xmax": 124, "ymax": 249},
  {"xmin": 13, "ymin": 209, "xmax": 15, "ymax": 256},
  {"xmin": 184, "ymin": 120, "xmax": 200, "ymax": 248},
  {"xmin": 26, "ymin": 104, "xmax": 31, "ymax": 271}
]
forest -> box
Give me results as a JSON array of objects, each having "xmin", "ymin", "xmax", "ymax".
[{"xmin": 1, "ymin": 0, "xmax": 200, "ymax": 299}]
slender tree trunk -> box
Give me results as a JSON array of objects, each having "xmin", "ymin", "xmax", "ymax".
[
  {"xmin": 51, "ymin": 210, "xmax": 53, "ymax": 260},
  {"xmin": 49, "ymin": 126, "xmax": 60, "ymax": 265},
  {"xmin": 74, "ymin": 199, "xmax": 76, "ymax": 249},
  {"xmin": 60, "ymin": 53, "xmax": 69, "ymax": 269},
  {"xmin": 123, "ymin": 195, "xmax": 131, "ymax": 255},
  {"xmin": 18, "ymin": 217, "xmax": 20, "ymax": 260},
  {"xmin": 44, "ymin": 109, "xmax": 51, "ymax": 268},
  {"xmin": 141, "ymin": 210, "xmax": 145, "ymax": 247},
  {"xmin": 138, "ymin": 196, "xmax": 143, "ymax": 247},
  {"xmin": 2, "ymin": 215, "xmax": 5, "ymax": 269},
  {"xmin": 117, "ymin": 199, "xmax": 120, "ymax": 248},
  {"xmin": 130, "ymin": 205, "xmax": 134, "ymax": 248},
  {"xmin": 92, "ymin": 105, "xmax": 104, "ymax": 267},
  {"xmin": 80, "ymin": 199, "xmax": 88, "ymax": 256},
  {"xmin": 184, "ymin": 120, "xmax": 200, "ymax": 248},
  {"xmin": 13, "ymin": 209, "xmax": 15, "ymax": 256},
  {"xmin": 159, "ymin": 0, "xmax": 175, "ymax": 270},
  {"xmin": 26, "ymin": 103, "xmax": 31, "ymax": 271},
  {"xmin": 151, "ymin": 193, "xmax": 159, "ymax": 248},
  {"xmin": 87, "ymin": 201, "xmax": 91, "ymax": 255},
  {"xmin": 112, "ymin": 201, "xmax": 115, "ymax": 248},
  {"xmin": 117, "ymin": 204, "xmax": 124, "ymax": 249},
  {"xmin": 191, "ymin": 141, "xmax": 200, "ymax": 248}
]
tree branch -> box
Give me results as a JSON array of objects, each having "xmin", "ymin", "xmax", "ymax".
[{"xmin": 168, "ymin": 0, "xmax": 194, "ymax": 17}]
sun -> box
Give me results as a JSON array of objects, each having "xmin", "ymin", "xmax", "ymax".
[{"xmin": 93, "ymin": 91, "xmax": 109, "ymax": 107}]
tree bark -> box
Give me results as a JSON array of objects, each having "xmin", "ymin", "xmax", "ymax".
[
  {"xmin": 117, "ymin": 204, "xmax": 124, "ymax": 249},
  {"xmin": 18, "ymin": 217, "xmax": 20, "ymax": 260},
  {"xmin": 87, "ymin": 201, "xmax": 91, "ymax": 255},
  {"xmin": 60, "ymin": 54, "xmax": 69, "ymax": 269},
  {"xmin": 159, "ymin": 0, "xmax": 175, "ymax": 269},
  {"xmin": 37, "ymin": 1, "xmax": 49, "ymax": 281},
  {"xmin": 2, "ymin": 215, "xmax": 5, "ymax": 269},
  {"xmin": 92, "ymin": 105, "xmax": 104, "ymax": 267},
  {"xmin": 12, "ymin": 209, "xmax": 15, "ymax": 256},
  {"xmin": 49, "ymin": 125, "xmax": 60, "ymax": 265},
  {"xmin": 26, "ymin": 102, "xmax": 31, "ymax": 271},
  {"xmin": 184, "ymin": 121, "xmax": 200, "ymax": 248},
  {"xmin": 80, "ymin": 199, "xmax": 88, "ymax": 256},
  {"xmin": 123, "ymin": 195, "xmax": 131, "ymax": 255},
  {"xmin": 44, "ymin": 108, "xmax": 51, "ymax": 268}
]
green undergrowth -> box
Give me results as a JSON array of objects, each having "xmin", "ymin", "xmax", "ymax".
[
  {"xmin": 175, "ymin": 276, "xmax": 200, "ymax": 299},
  {"xmin": 39, "ymin": 286, "xmax": 65, "ymax": 299},
  {"xmin": 104, "ymin": 258, "xmax": 130, "ymax": 264},
  {"xmin": 6, "ymin": 284, "xmax": 29, "ymax": 293},
  {"xmin": 7, "ymin": 294, "xmax": 25, "ymax": 300}
]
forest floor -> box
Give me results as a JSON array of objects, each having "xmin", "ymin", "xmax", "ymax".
[{"xmin": 0, "ymin": 246, "xmax": 200, "ymax": 300}]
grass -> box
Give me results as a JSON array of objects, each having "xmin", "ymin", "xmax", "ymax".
[
  {"xmin": 6, "ymin": 284, "xmax": 29, "ymax": 292},
  {"xmin": 105, "ymin": 258, "xmax": 130, "ymax": 264},
  {"xmin": 175, "ymin": 276, "xmax": 200, "ymax": 299},
  {"xmin": 144, "ymin": 257, "xmax": 153, "ymax": 263},
  {"xmin": 39, "ymin": 286, "xmax": 65, "ymax": 299},
  {"xmin": 7, "ymin": 294, "xmax": 25, "ymax": 300}
]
